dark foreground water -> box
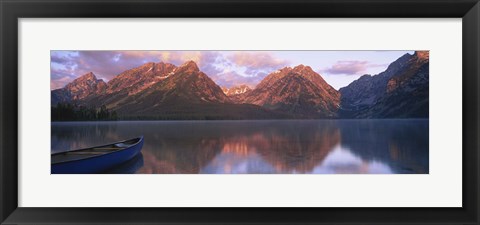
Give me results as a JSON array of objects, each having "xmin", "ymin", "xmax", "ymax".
[{"xmin": 51, "ymin": 119, "xmax": 429, "ymax": 174}]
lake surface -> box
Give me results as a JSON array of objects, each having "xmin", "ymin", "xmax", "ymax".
[{"xmin": 51, "ymin": 119, "xmax": 429, "ymax": 174}]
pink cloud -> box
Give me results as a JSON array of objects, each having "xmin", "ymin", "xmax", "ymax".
[
  {"xmin": 207, "ymin": 71, "xmax": 267, "ymax": 88},
  {"xmin": 228, "ymin": 52, "xmax": 289, "ymax": 70},
  {"xmin": 323, "ymin": 61, "xmax": 386, "ymax": 75}
]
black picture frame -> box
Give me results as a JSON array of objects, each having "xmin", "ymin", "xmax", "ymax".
[{"xmin": 1, "ymin": 0, "xmax": 479, "ymax": 224}]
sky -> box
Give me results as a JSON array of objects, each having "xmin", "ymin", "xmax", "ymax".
[{"xmin": 51, "ymin": 50, "xmax": 414, "ymax": 90}]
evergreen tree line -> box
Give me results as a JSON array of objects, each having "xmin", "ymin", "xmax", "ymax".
[{"xmin": 52, "ymin": 103, "xmax": 118, "ymax": 121}]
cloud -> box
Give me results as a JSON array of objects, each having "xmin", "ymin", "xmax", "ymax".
[
  {"xmin": 228, "ymin": 52, "xmax": 289, "ymax": 70},
  {"xmin": 51, "ymin": 55, "xmax": 71, "ymax": 65},
  {"xmin": 322, "ymin": 61, "xmax": 386, "ymax": 75},
  {"xmin": 207, "ymin": 70, "xmax": 267, "ymax": 88},
  {"xmin": 208, "ymin": 52, "xmax": 288, "ymax": 87}
]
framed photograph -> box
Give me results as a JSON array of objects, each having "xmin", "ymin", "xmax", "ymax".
[{"xmin": 1, "ymin": 0, "xmax": 479, "ymax": 224}]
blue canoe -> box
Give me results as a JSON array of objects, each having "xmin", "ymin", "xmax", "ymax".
[{"xmin": 51, "ymin": 136, "xmax": 144, "ymax": 174}]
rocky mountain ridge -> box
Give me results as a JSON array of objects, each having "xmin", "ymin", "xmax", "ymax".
[
  {"xmin": 222, "ymin": 85, "xmax": 252, "ymax": 96},
  {"xmin": 51, "ymin": 72, "xmax": 107, "ymax": 105},
  {"xmin": 339, "ymin": 51, "xmax": 429, "ymax": 118},
  {"xmin": 240, "ymin": 65, "xmax": 340, "ymax": 118}
]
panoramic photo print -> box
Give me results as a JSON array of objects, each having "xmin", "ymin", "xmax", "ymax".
[{"xmin": 51, "ymin": 50, "xmax": 429, "ymax": 174}]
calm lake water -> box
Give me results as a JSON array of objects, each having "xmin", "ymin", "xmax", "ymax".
[{"xmin": 51, "ymin": 120, "xmax": 429, "ymax": 174}]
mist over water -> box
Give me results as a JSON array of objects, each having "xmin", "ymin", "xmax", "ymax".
[{"xmin": 51, "ymin": 119, "xmax": 429, "ymax": 174}]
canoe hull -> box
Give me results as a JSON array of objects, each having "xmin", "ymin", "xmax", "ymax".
[{"xmin": 51, "ymin": 138, "xmax": 144, "ymax": 174}]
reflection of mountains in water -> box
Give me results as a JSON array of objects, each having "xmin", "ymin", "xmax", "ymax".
[
  {"xmin": 336, "ymin": 120, "xmax": 429, "ymax": 174},
  {"xmin": 51, "ymin": 120, "xmax": 428, "ymax": 174},
  {"xmin": 198, "ymin": 121, "xmax": 341, "ymax": 173}
]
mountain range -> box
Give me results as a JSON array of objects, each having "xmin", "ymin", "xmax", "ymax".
[{"xmin": 51, "ymin": 51, "xmax": 429, "ymax": 120}]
